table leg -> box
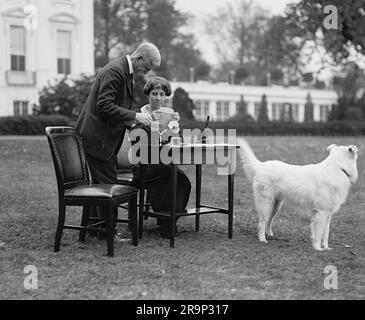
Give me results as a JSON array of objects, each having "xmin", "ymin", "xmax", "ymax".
[
  {"xmin": 170, "ymin": 164, "xmax": 177, "ymax": 248},
  {"xmin": 139, "ymin": 164, "xmax": 146, "ymax": 239},
  {"xmin": 228, "ymin": 174, "xmax": 234, "ymax": 239},
  {"xmin": 196, "ymin": 164, "xmax": 202, "ymax": 232}
]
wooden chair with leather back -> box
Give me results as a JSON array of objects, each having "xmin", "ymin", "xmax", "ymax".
[{"xmin": 45, "ymin": 127, "xmax": 138, "ymax": 257}]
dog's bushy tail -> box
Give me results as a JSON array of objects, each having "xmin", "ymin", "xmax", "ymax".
[{"xmin": 237, "ymin": 138, "xmax": 260, "ymax": 181}]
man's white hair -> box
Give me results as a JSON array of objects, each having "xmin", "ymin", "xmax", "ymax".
[{"xmin": 133, "ymin": 42, "xmax": 161, "ymax": 67}]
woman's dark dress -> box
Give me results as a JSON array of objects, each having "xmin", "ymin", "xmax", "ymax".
[
  {"xmin": 130, "ymin": 126, "xmax": 191, "ymax": 214},
  {"xmin": 131, "ymin": 164, "xmax": 191, "ymax": 213}
]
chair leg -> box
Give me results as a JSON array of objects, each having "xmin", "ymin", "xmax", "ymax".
[
  {"xmin": 79, "ymin": 206, "xmax": 89, "ymax": 242},
  {"xmin": 144, "ymin": 190, "xmax": 150, "ymax": 219},
  {"xmin": 105, "ymin": 202, "xmax": 115, "ymax": 257},
  {"xmin": 127, "ymin": 201, "xmax": 132, "ymax": 232},
  {"xmin": 129, "ymin": 194, "xmax": 138, "ymax": 246},
  {"xmin": 139, "ymin": 189, "xmax": 145, "ymax": 240},
  {"xmin": 54, "ymin": 202, "xmax": 66, "ymax": 252}
]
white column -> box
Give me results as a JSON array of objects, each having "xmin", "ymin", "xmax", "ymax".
[
  {"xmin": 313, "ymin": 104, "xmax": 320, "ymax": 122},
  {"xmin": 247, "ymin": 102, "xmax": 254, "ymax": 119},
  {"xmin": 209, "ymin": 100, "xmax": 217, "ymax": 122},
  {"xmin": 298, "ymin": 104, "xmax": 305, "ymax": 123},
  {"xmin": 230, "ymin": 101, "xmax": 236, "ymax": 118},
  {"xmin": 267, "ymin": 103, "xmax": 272, "ymax": 121}
]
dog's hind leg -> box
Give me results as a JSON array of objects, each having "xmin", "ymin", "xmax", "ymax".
[
  {"xmin": 256, "ymin": 198, "xmax": 275, "ymax": 243},
  {"xmin": 266, "ymin": 198, "xmax": 283, "ymax": 237},
  {"xmin": 310, "ymin": 210, "xmax": 327, "ymax": 251},
  {"xmin": 321, "ymin": 212, "xmax": 334, "ymax": 250}
]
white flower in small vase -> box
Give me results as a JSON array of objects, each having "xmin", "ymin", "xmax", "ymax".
[{"xmin": 168, "ymin": 120, "xmax": 180, "ymax": 135}]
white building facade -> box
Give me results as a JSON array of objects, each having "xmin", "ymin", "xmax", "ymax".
[
  {"xmin": 171, "ymin": 81, "xmax": 338, "ymax": 123},
  {"xmin": 0, "ymin": 0, "xmax": 94, "ymax": 117}
]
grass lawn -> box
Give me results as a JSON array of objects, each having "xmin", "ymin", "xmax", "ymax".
[{"xmin": 0, "ymin": 136, "xmax": 364, "ymax": 300}]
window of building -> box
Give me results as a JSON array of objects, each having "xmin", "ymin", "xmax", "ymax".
[
  {"xmin": 224, "ymin": 104, "xmax": 229, "ymax": 120},
  {"xmin": 272, "ymin": 103, "xmax": 282, "ymax": 121},
  {"xmin": 217, "ymin": 103, "xmax": 222, "ymax": 121},
  {"xmin": 13, "ymin": 101, "xmax": 29, "ymax": 116},
  {"xmin": 254, "ymin": 102, "xmax": 261, "ymax": 120},
  {"xmin": 280, "ymin": 103, "xmax": 298, "ymax": 122},
  {"xmin": 57, "ymin": 30, "xmax": 72, "ymax": 75},
  {"xmin": 217, "ymin": 101, "xmax": 230, "ymax": 121},
  {"xmin": 10, "ymin": 26, "xmax": 26, "ymax": 71},
  {"xmin": 320, "ymin": 105, "xmax": 331, "ymax": 122},
  {"xmin": 194, "ymin": 100, "xmax": 202, "ymax": 118},
  {"xmin": 292, "ymin": 104, "xmax": 299, "ymax": 122},
  {"xmin": 236, "ymin": 102, "xmax": 240, "ymax": 115},
  {"xmin": 203, "ymin": 101, "xmax": 210, "ymax": 117}
]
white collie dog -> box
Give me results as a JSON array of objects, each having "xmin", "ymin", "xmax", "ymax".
[{"xmin": 237, "ymin": 139, "xmax": 359, "ymax": 251}]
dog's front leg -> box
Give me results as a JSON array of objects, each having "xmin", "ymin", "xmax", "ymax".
[
  {"xmin": 256, "ymin": 199, "xmax": 274, "ymax": 244},
  {"xmin": 321, "ymin": 212, "xmax": 334, "ymax": 250},
  {"xmin": 310, "ymin": 210, "xmax": 327, "ymax": 251}
]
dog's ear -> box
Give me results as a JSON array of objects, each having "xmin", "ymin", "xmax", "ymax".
[
  {"xmin": 349, "ymin": 145, "xmax": 359, "ymax": 155},
  {"xmin": 327, "ymin": 144, "xmax": 337, "ymax": 152}
]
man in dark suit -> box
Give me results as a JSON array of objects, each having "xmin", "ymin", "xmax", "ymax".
[
  {"xmin": 76, "ymin": 42, "xmax": 161, "ymax": 184},
  {"xmin": 75, "ymin": 43, "xmax": 161, "ymax": 236}
]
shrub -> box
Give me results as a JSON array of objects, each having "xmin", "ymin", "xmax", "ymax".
[
  {"xmin": 38, "ymin": 74, "xmax": 96, "ymax": 119},
  {"xmin": 180, "ymin": 119, "xmax": 365, "ymax": 136},
  {"xmin": 172, "ymin": 87, "xmax": 195, "ymax": 121},
  {"xmin": 0, "ymin": 115, "xmax": 71, "ymax": 135},
  {"xmin": 344, "ymin": 107, "xmax": 363, "ymax": 121}
]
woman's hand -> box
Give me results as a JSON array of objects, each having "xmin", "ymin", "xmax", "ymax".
[{"xmin": 152, "ymin": 110, "xmax": 163, "ymax": 121}]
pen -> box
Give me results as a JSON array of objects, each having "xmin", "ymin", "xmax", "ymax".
[{"xmin": 204, "ymin": 116, "xmax": 210, "ymax": 130}]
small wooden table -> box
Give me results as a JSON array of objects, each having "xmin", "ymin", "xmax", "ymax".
[{"xmin": 138, "ymin": 143, "xmax": 240, "ymax": 247}]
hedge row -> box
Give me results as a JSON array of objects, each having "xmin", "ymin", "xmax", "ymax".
[
  {"xmin": 0, "ymin": 115, "xmax": 71, "ymax": 135},
  {"xmin": 0, "ymin": 116, "xmax": 364, "ymax": 136},
  {"xmin": 180, "ymin": 120, "xmax": 365, "ymax": 136}
]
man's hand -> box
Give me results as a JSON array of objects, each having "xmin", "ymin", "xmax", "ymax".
[
  {"xmin": 135, "ymin": 113, "xmax": 153, "ymax": 127},
  {"xmin": 173, "ymin": 112, "xmax": 181, "ymax": 122}
]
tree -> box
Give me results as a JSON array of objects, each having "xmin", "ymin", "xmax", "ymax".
[
  {"xmin": 345, "ymin": 107, "xmax": 363, "ymax": 121},
  {"xmin": 167, "ymin": 35, "xmax": 211, "ymax": 81},
  {"xmin": 235, "ymin": 67, "xmax": 249, "ymax": 84},
  {"xmin": 258, "ymin": 94, "xmax": 269, "ymax": 121},
  {"xmin": 315, "ymin": 80, "xmax": 326, "ymax": 89},
  {"xmin": 331, "ymin": 62, "xmax": 365, "ymax": 120},
  {"xmin": 302, "ymin": 73, "xmax": 314, "ymax": 83},
  {"xmin": 94, "ymin": 0, "xmax": 211, "ymax": 80},
  {"xmin": 357, "ymin": 92, "xmax": 365, "ymax": 119},
  {"xmin": 38, "ymin": 75, "xmax": 96, "ymax": 119},
  {"xmin": 206, "ymin": 1, "xmax": 303, "ymax": 85},
  {"xmin": 256, "ymin": 15, "xmax": 302, "ymax": 83},
  {"xmin": 131, "ymin": 74, "xmax": 149, "ymax": 112},
  {"xmin": 206, "ymin": 1, "xmax": 269, "ymax": 65},
  {"xmin": 271, "ymin": 69, "xmax": 284, "ymax": 82},
  {"xmin": 145, "ymin": 0, "xmax": 210, "ymax": 81},
  {"xmin": 94, "ymin": 0, "xmax": 147, "ymax": 68},
  {"xmin": 285, "ymin": 0, "xmax": 365, "ymax": 64},
  {"xmin": 172, "ymin": 88, "xmax": 195, "ymax": 120},
  {"xmin": 194, "ymin": 61, "xmax": 211, "ymax": 81},
  {"xmin": 39, "ymin": 78, "xmax": 77, "ymax": 118}
]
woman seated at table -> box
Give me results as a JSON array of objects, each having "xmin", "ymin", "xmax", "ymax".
[{"xmin": 130, "ymin": 76, "xmax": 191, "ymax": 237}]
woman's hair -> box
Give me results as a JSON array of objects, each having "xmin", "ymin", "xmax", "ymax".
[{"xmin": 143, "ymin": 76, "xmax": 172, "ymax": 97}]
